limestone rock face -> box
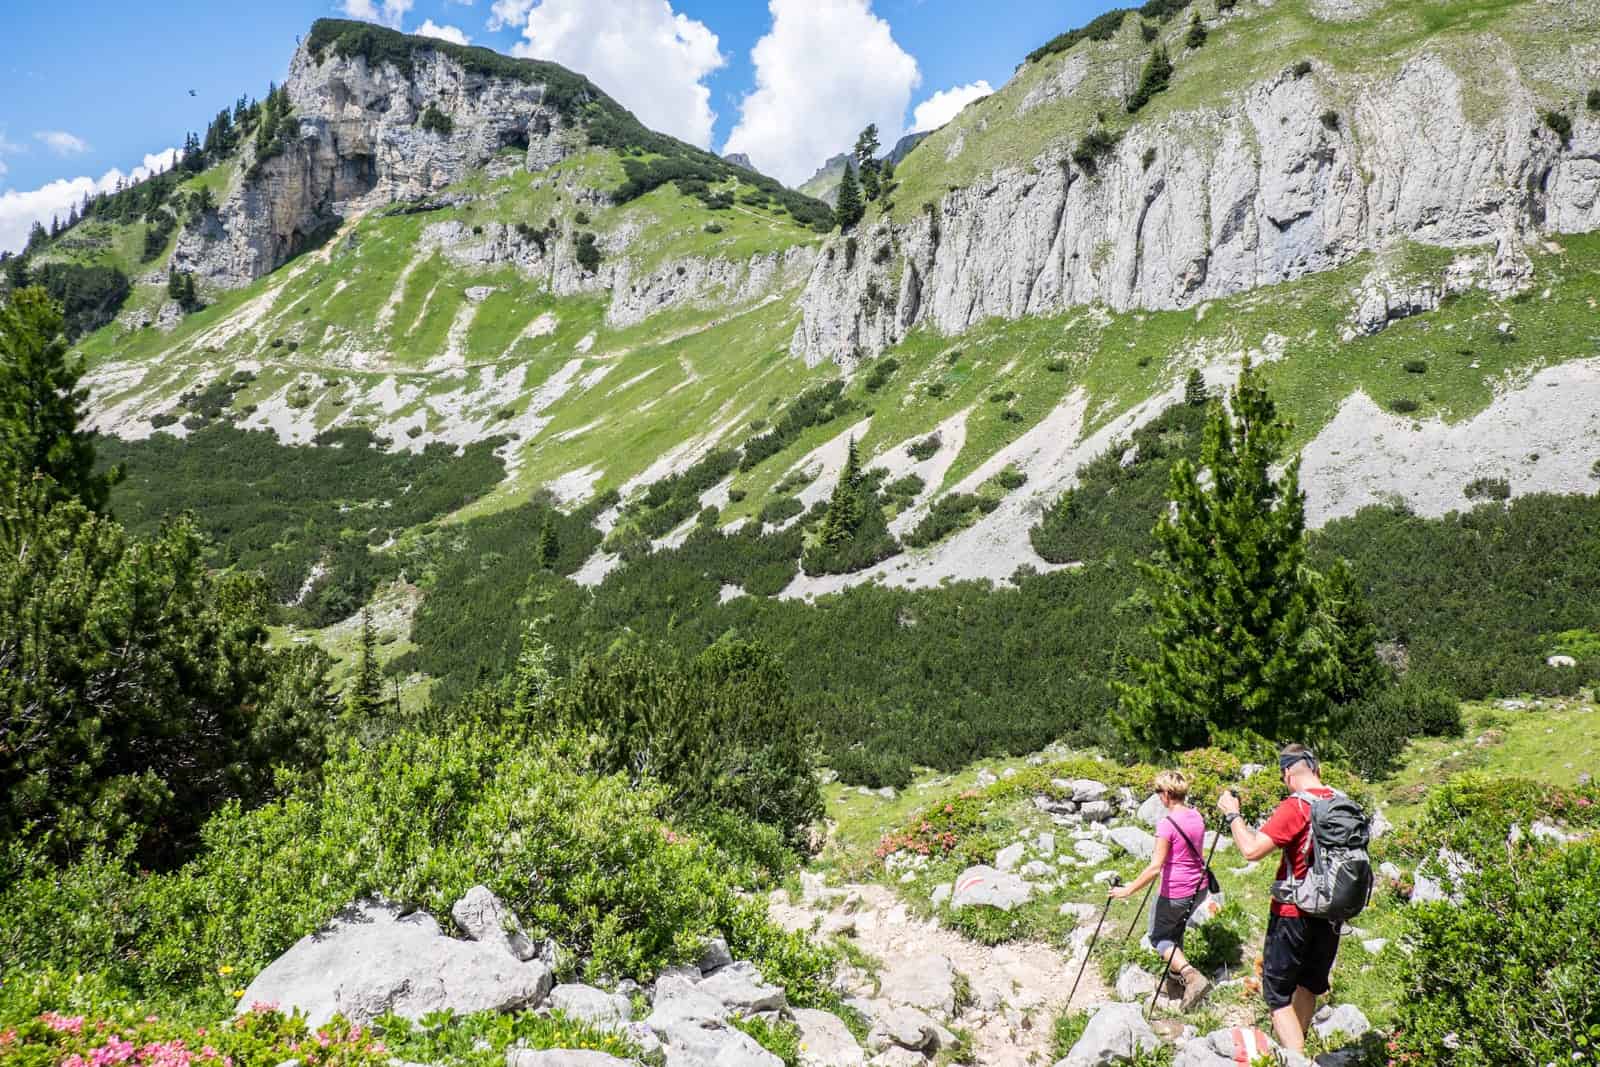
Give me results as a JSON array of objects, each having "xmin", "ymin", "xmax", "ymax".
[
  {"xmin": 174, "ymin": 41, "xmax": 572, "ymax": 289},
  {"xmin": 791, "ymin": 55, "xmax": 1600, "ymax": 364},
  {"xmin": 237, "ymin": 898, "xmax": 553, "ymax": 1027}
]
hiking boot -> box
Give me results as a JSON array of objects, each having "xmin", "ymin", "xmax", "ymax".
[
  {"xmin": 1162, "ymin": 974, "xmax": 1185, "ymax": 1000},
  {"xmin": 1180, "ymin": 968, "xmax": 1212, "ymax": 1011}
]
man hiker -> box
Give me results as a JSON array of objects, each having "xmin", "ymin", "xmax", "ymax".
[
  {"xmin": 1109, "ymin": 769, "xmax": 1213, "ymax": 1009},
  {"xmin": 1217, "ymin": 744, "xmax": 1341, "ymax": 1053}
]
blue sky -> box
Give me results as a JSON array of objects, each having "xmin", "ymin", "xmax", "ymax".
[{"xmin": 0, "ymin": 0, "xmax": 1121, "ymax": 252}]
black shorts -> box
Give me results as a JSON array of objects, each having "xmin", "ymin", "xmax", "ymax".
[
  {"xmin": 1150, "ymin": 893, "xmax": 1200, "ymax": 954},
  {"xmin": 1262, "ymin": 913, "xmax": 1341, "ymax": 1010}
]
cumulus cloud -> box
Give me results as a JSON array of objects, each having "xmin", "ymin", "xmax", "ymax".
[
  {"xmin": 909, "ymin": 80, "xmax": 992, "ymax": 134},
  {"xmin": 415, "ymin": 19, "xmax": 471, "ymax": 45},
  {"xmin": 0, "ymin": 148, "xmax": 179, "ymax": 255},
  {"xmin": 506, "ymin": 0, "xmax": 725, "ymax": 149},
  {"xmin": 723, "ymin": 0, "xmax": 920, "ymax": 186},
  {"xmin": 35, "ymin": 130, "xmax": 91, "ymax": 157},
  {"xmin": 487, "ymin": 0, "xmax": 533, "ymax": 31},
  {"xmin": 340, "ymin": 0, "xmax": 414, "ymax": 30}
]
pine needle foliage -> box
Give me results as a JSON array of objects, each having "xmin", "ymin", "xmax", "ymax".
[{"xmin": 1115, "ymin": 358, "xmax": 1347, "ymax": 753}]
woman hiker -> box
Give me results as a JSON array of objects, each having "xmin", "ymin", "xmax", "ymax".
[{"xmin": 1109, "ymin": 769, "xmax": 1213, "ymax": 1010}]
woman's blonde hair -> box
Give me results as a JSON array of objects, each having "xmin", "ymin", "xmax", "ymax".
[{"xmin": 1152, "ymin": 769, "xmax": 1189, "ymax": 802}]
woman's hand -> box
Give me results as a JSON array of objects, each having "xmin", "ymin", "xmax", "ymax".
[{"xmin": 1107, "ymin": 883, "xmax": 1136, "ymax": 900}]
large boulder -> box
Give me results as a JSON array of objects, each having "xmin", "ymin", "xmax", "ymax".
[
  {"xmin": 657, "ymin": 1019, "xmax": 783, "ymax": 1067},
  {"xmin": 546, "ymin": 984, "xmax": 633, "ymax": 1030},
  {"xmin": 1107, "ymin": 826, "xmax": 1157, "ymax": 861},
  {"xmin": 238, "ymin": 898, "xmax": 552, "ymax": 1027},
  {"xmin": 792, "ymin": 1008, "xmax": 866, "ymax": 1067},
  {"xmin": 1070, "ymin": 780, "xmax": 1109, "ymax": 804},
  {"xmin": 1137, "ymin": 794, "xmax": 1167, "ymax": 828},
  {"xmin": 453, "ymin": 885, "xmax": 538, "ymax": 962},
  {"xmin": 1115, "ymin": 964, "xmax": 1159, "ymax": 1002},
  {"xmin": 877, "ymin": 953, "xmax": 956, "ymax": 1015},
  {"xmin": 507, "ymin": 1053, "xmax": 638, "ymax": 1067},
  {"xmin": 867, "ymin": 1006, "xmax": 940, "ymax": 1052},
  {"xmin": 646, "ymin": 975, "xmax": 730, "ymax": 1028},
  {"xmin": 951, "ymin": 865, "xmax": 1033, "ymax": 911},
  {"xmin": 1172, "ymin": 1028, "xmax": 1280, "ymax": 1067},
  {"xmin": 694, "ymin": 961, "xmax": 786, "ymax": 1016},
  {"xmin": 1056, "ymin": 1003, "xmax": 1160, "ymax": 1067},
  {"xmin": 1312, "ymin": 1004, "xmax": 1371, "ymax": 1041}
]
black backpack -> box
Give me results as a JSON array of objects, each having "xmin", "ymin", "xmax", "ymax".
[{"xmin": 1271, "ymin": 790, "xmax": 1375, "ymax": 924}]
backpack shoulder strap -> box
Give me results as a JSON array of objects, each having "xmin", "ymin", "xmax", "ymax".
[{"xmin": 1167, "ymin": 815, "xmax": 1206, "ymax": 865}]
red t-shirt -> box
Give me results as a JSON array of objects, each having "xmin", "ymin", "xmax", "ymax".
[{"xmin": 1260, "ymin": 787, "xmax": 1335, "ymax": 918}]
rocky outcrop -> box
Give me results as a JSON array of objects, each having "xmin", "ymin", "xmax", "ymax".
[
  {"xmin": 174, "ymin": 40, "xmax": 573, "ymax": 289},
  {"xmin": 792, "ymin": 53, "xmax": 1600, "ymax": 364},
  {"xmin": 237, "ymin": 897, "xmax": 553, "ymax": 1027}
]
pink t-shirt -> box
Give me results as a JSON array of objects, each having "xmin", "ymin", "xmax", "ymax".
[{"xmin": 1156, "ymin": 807, "xmax": 1208, "ymax": 899}]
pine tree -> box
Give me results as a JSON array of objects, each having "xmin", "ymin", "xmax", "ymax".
[
  {"xmin": 835, "ymin": 165, "xmax": 865, "ymax": 230},
  {"xmin": 1127, "ymin": 45, "xmax": 1174, "ymax": 113},
  {"xmin": 818, "ymin": 437, "xmax": 865, "ymax": 552},
  {"xmin": 343, "ymin": 607, "xmax": 385, "ymax": 729},
  {"xmin": 1184, "ymin": 368, "xmax": 1210, "ymax": 407},
  {"xmin": 1186, "ymin": 13, "xmax": 1208, "ymax": 49},
  {"xmin": 537, "ymin": 514, "xmax": 560, "ymax": 570},
  {"xmin": 1115, "ymin": 358, "xmax": 1344, "ymax": 752},
  {"xmin": 854, "ymin": 124, "xmax": 883, "ymax": 202},
  {"xmin": 25, "ymin": 222, "xmax": 49, "ymax": 252},
  {"xmin": 0, "ymin": 288, "xmax": 118, "ymax": 511}
]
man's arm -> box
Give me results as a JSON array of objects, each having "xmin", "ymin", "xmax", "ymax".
[{"xmin": 1216, "ymin": 790, "xmax": 1280, "ymax": 861}]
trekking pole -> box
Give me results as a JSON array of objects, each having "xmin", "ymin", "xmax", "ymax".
[
  {"xmin": 1146, "ymin": 811, "xmax": 1229, "ymax": 1021},
  {"xmin": 1064, "ymin": 874, "xmax": 1121, "ymax": 1013},
  {"xmin": 1120, "ymin": 879, "xmax": 1157, "ymax": 945}
]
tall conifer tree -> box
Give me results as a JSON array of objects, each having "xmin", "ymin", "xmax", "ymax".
[
  {"xmin": 1116, "ymin": 358, "xmax": 1345, "ymax": 752},
  {"xmin": 0, "ymin": 288, "xmax": 118, "ymax": 511},
  {"xmin": 835, "ymin": 166, "xmax": 865, "ymax": 230}
]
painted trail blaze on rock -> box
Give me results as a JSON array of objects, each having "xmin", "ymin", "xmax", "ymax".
[{"xmin": 951, "ymin": 864, "xmax": 1034, "ymax": 911}]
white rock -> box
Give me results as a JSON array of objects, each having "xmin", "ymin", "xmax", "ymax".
[
  {"xmin": 1079, "ymin": 800, "xmax": 1115, "ymax": 822},
  {"xmin": 546, "ymin": 984, "xmax": 633, "ymax": 1030},
  {"xmin": 1074, "ymin": 840, "xmax": 1112, "ymax": 865},
  {"xmin": 1059, "ymin": 902, "xmax": 1099, "ymax": 924},
  {"xmin": 694, "ymin": 961, "xmax": 786, "ymax": 1016},
  {"xmin": 1036, "ymin": 832, "xmax": 1057, "ymax": 857},
  {"xmin": 506, "ymin": 1052, "xmax": 637, "ymax": 1067},
  {"xmin": 996, "ymin": 842, "xmax": 1027, "ymax": 872},
  {"xmin": 877, "ymin": 953, "xmax": 956, "ymax": 1016},
  {"xmin": 1312, "ymin": 1004, "xmax": 1371, "ymax": 1041},
  {"xmin": 697, "ymin": 938, "xmax": 734, "ymax": 975},
  {"xmin": 792, "ymin": 1008, "xmax": 866, "ymax": 1067},
  {"xmin": 930, "ymin": 883, "xmax": 953, "ymax": 906},
  {"xmin": 237, "ymin": 898, "xmax": 552, "ymax": 1028},
  {"xmin": 1059, "ymin": 1003, "xmax": 1160, "ymax": 1067},
  {"xmin": 950, "ymin": 865, "xmax": 1034, "ymax": 911},
  {"xmin": 452, "ymin": 885, "xmax": 538, "ymax": 962},
  {"xmin": 1137, "ymin": 794, "xmax": 1167, "ymax": 827},
  {"xmin": 868, "ymin": 1006, "xmax": 938, "ymax": 1052},
  {"xmin": 1548, "ymin": 655, "xmax": 1578, "ymax": 668},
  {"xmin": 1115, "ymin": 964, "xmax": 1159, "ymax": 1002},
  {"xmin": 1360, "ymin": 938, "xmax": 1388, "ymax": 955},
  {"xmin": 657, "ymin": 1019, "xmax": 782, "ymax": 1067},
  {"xmin": 1108, "ymin": 826, "xmax": 1157, "ymax": 861},
  {"xmin": 1071, "ymin": 780, "xmax": 1110, "ymax": 804}
]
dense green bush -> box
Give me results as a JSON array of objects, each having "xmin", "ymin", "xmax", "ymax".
[
  {"xmin": 1339, "ymin": 680, "xmax": 1462, "ymax": 778},
  {"xmin": 0, "ymin": 473, "xmax": 333, "ymax": 866},
  {"xmin": 1542, "ymin": 109, "xmax": 1573, "ymax": 146},
  {"xmin": 547, "ymin": 640, "xmax": 823, "ymax": 849},
  {"xmin": 1072, "ymin": 127, "xmax": 1122, "ymax": 172},
  {"xmin": 1463, "ymin": 476, "xmax": 1510, "ymax": 502},
  {"xmin": 574, "ymin": 232, "xmax": 602, "ymax": 273},
  {"xmin": 1391, "ymin": 781, "xmax": 1600, "ymax": 1064},
  {"xmin": 1388, "ymin": 396, "xmax": 1419, "ymax": 414},
  {"xmin": 760, "ymin": 495, "xmax": 805, "ymax": 526},
  {"xmin": 906, "ymin": 433, "xmax": 941, "ymax": 461},
  {"xmin": 418, "ymin": 103, "xmax": 454, "ymax": 136},
  {"xmin": 863, "ymin": 357, "xmax": 900, "ymax": 392},
  {"xmin": 1027, "ymin": 1, "xmax": 1190, "ymax": 64},
  {"xmin": 0, "ymin": 727, "xmax": 834, "ymax": 1001},
  {"xmin": 902, "ymin": 492, "xmax": 982, "ymax": 548},
  {"xmin": 740, "ymin": 380, "xmax": 853, "ymax": 471},
  {"xmin": 99, "ymin": 425, "xmax": 506, "ymax": 625}
]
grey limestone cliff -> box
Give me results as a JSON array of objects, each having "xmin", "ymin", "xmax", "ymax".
[
  {"xmin": 791, "ymin": 53, "xmax": 1600, "ymax": 365},
  {"xmin": 173, "ymin": 41, "xmax": 573, "ymax": 289}
]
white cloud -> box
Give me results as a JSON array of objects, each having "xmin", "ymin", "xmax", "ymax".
[
  {"xmin": 35, "ymin": 130, "xmax": 91, "ymax": 157},
  {"xmin": 487, "ymin": 0, "xmax": 532, "ymax": 30},
  {"xmin": 340, "ymin": 0, "xmax": 414, "ymax": 30},
  {"xmin": 723, "ymin": 0, "xmax": 921, "ymax": 186},
  {"xmin": 506, "ymin": 0, "xmax": 725, "ymax": 149},
  {"xmin": 415, "ymin": 19, "xmax": 471, "ymax": 45},
  {"xmin": 909, "ymin": 80, "xmax": 992, "ymax": 134},
  {"xmin": 0, "ymin": 148, "xmax": 179, "ymax": 255}
]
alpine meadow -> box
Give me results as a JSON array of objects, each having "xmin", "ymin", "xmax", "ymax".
[{"xmin": 5, "ymin": 2, "xmax": 1600, "ymax": 1066}]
